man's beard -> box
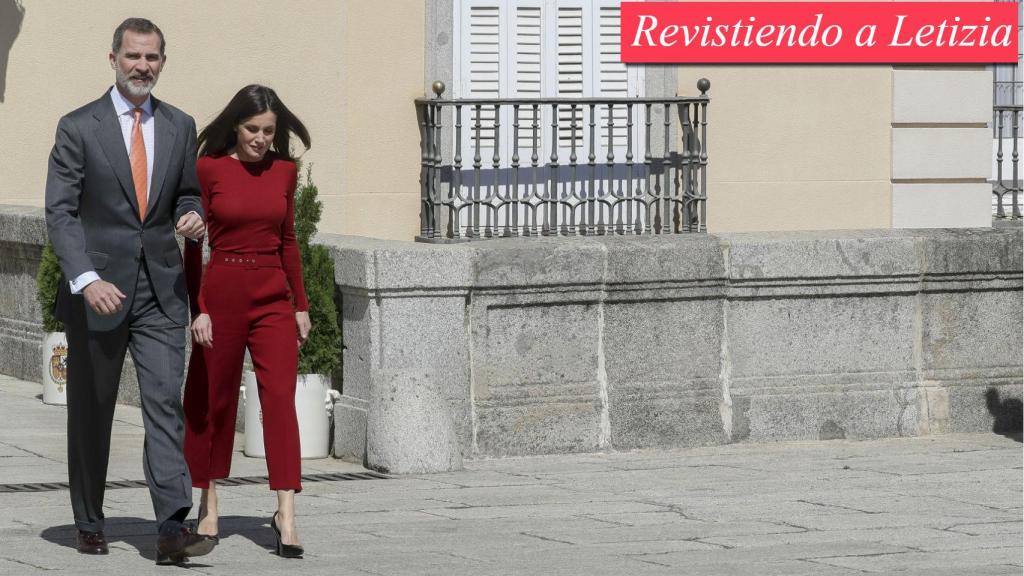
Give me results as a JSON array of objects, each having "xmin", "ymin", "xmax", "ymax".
[{"xmin": 115, "ymin": 66, "xmax": 159, "ymax": 98}]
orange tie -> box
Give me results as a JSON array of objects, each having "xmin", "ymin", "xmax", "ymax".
[{"xmin": 130, "ymin": 108, "xmax": 148, "ymax": 221}]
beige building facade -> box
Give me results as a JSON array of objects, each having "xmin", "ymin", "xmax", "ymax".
[
  {"xmin": 0, "ymin": 1, "xmax": 999, "ymax": 240},
  {"xmin": 0, "ymin": 0, "xmax": 424, "ymax": 239}
]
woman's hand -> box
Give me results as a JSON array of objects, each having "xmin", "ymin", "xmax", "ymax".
[
  {"xmin": 191, "ymin": 314, "xmax": 213, "ymax": 348},
  {"xmin": 295, "ymin": 311, "xmax": 312, "ymax": 347}
]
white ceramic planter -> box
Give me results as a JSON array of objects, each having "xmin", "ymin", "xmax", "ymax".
[
  {"xmin": 42, "ymin": 332, "xmax": 68, "ymax": 405},
  {"xmin": 242, "ymin": 371, "xmax": 339, "ymax": 459}
]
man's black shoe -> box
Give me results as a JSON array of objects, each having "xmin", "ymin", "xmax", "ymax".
[
  {"xmin": 77, "ymin": 530, "xmax": 109, "ymax": 555},
  {"xmin": 155, "ymin": 526, "xmax": 216, "ymax": 565}
]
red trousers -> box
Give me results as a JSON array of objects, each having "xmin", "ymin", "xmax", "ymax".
[{"xmin": 183, "ymin": 257, "xmax": 302, "ymax": 492}]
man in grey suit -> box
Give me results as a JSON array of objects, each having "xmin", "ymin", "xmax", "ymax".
[{"xmin": 45, "ymin": 18, "xmax": 215, "ymax": 565}]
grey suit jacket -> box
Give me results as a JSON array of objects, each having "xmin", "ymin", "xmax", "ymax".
[{"xmin": 45, "ymin": 90, "xmax": 203, "ymax": 332}]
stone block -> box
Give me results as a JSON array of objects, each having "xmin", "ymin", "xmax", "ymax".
[
  {"xmin": 731, "ymin": 387, "xmax": 925, "ymax": 442},
  {"xmin": 472, "ymin": 301, "xmax": 601, "ymax": 393},
  {"xmin": 601, "ymin": 234, "xmax": 725, "ymax": 285},
  {"xmin": 374, "ymin": 242, "xmax": 474, "ymax": 290},
  {"xmin": 947, "ymin": 384, "xmax": 1023, "ymax": 435},
  {"xmin": 0, "ymin": 205, "xmax": 47, "ymax": 245},
  {"xmin": 0, "ymin": 241, "xmax": 44, "ymax": 322},
  {"xmin": 920, "ymin": 386, "xmax": 951, "ymax": 435},
  {"xmin": 471, "ymin": 237, "xmax": 606, "ymax": 288},
  {"xmin": 892, "ymin": 69, "xmax": 991, "ymax": 124},
  {"xmin": 323, "ymin": 233, "xmax": 475, "ymax": 292},
  {"xmin": 604, "ymin": 299, "xmax": 726, "ymax": 448},
  {"xmin": 379, "ymin": 296, "xmax": 468, "ymax": 373},
  {"xmin": 0, "ymin": 318, "xmax": 41, "ymax": 383},
  {"xmin": 327, "ymin": 236, "xmax": 376, "ymax": 289},
  {"xmin": 918, "ymin": 227, "xmax": 1023, "ymax": 276},
  {"xmin": 921, "ymin": 291, "xmax": 1023, "ymax": 374},
  {"xmin": 472, "ymin": 301, "xmax": 604, "ymax": 456},
  {"xmin": 366, "ymin": 369, "xmax": 463, "ymax": 473},
  {"xmin": 333, "ymin": 394, "xmax": 367, "ymax": 463},
  {"xmin": 727, "ymin": 295, "xmax": 916, "ymax": 380},
  {"xmin": 340, "ymin": 293, "xmax": 377, "ymax": 403},
  {"xmin": 377, "ymin": 295, "xmax": 472, "ymax": 453},
  {"xmin": 722, "ymin": 232, "xmax": 921, "ymax": 281},
  {"xmin": 892, "ymin": 127, "xmax": 991, "ymax": 180},
  {"xmin": 474, "ymin": 397, "xmax": 603, "ymax": 457},
  {"xmin": 892, "ymin": 183, "xmax": 992, "ymax": 229}
]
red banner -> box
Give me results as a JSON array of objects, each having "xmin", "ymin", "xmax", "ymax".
[{"xmin": 621, "ymin": 2, "xmax": 1019, "ymax": 63}]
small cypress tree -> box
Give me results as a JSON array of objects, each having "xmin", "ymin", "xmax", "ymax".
[
  {"xmin": 36, "ymin": 242, "xmax": 63, "ymax": 333},
  {"xmin": 294, "ymin": 163, "xmax": 342, "ymax": 378}
]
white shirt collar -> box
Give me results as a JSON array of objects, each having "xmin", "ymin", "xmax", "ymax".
[{"xmin": 109, "ymin": 85, "xmax": 154, "ymax": 117}]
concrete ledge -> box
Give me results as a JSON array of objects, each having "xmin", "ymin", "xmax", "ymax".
[{"xmin": 320, "ymin": 226, "xmax": 1022, "ymax": 472}]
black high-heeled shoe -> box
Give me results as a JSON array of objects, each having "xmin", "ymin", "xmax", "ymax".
[
  {"xmin": 197, "ymin": 505, "xmax": 219, "ymax": 545},
  {"xmin": 271, "ymin": 511, "xmax": 303, "ymax": 558}
]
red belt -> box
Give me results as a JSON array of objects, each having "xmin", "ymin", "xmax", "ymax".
[{"xmin": 211, "ymin": 250, "xmax": 281, "ymax": 268}]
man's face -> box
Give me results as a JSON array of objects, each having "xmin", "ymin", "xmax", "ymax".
[{"xmin": 109, "ymin": 30, "xmax": 164, "ymax": 100}]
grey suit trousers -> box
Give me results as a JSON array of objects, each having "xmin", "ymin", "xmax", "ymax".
[{"xmin": 65, "ymin": 259, "xmax": 192, "ymax": 532}]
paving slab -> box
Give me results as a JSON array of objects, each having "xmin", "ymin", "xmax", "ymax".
[{"xmin": 0, "ymin": 374, "xmax": 1021, "ymax": 575}]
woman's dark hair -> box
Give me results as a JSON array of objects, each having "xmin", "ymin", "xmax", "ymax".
[{"xmin": 197, "ymin": 84, "xmax": 311, "ymax": 159}]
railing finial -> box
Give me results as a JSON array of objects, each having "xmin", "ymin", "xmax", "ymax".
[
  {"xmin": 432, "ymin": 81, "xmax": 446, "ymax": 99},
  {"xmin": 697, "ymin": 78, "xmax": 710, "ymax": 96}
]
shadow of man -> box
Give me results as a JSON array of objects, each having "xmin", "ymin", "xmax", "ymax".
[
  {"xmin": 0, "ymin": 0, "xmax": 25, "ymax": 103},
  {"xmin": 40, "ymin": 515, "xmax": 276, "ymax": 565},
  {"xmin": 986, "ymin": 387, "xmax": 1023, "ymax": 443},
  {"xmin": 41, "ymin": 517, "xmax": 173, "ymax": 564}
]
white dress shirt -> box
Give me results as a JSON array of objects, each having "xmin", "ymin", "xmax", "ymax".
[{"xmin": 68, "ymin": 87, "xmax": 155, "ymax": 294}]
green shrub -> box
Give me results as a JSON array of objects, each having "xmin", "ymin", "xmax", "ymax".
[
  {"xmin": 36, "ymin": 242, "xmax": 63, "ymax": 333},
  {"xmin": 294, "ymin": 164, "xmax": 342, "ymax": 377}
]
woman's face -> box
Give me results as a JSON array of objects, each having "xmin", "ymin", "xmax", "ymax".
[{"xmin": 234, "ymin": 110, "xmax": 277, "ymax": 161}]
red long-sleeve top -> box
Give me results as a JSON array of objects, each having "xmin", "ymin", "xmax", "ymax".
[{"xmin": 191, "ymin": 153, "xmax": 309, "ymax": 314}]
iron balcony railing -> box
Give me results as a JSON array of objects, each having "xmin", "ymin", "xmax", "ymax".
[
  {"xmin": 416, "ymin": 79, "xmax": 710, "ymax": 241},
  {"xmin": 993, "ymin": 104, "xmax": 1022, "ymax": 219}
]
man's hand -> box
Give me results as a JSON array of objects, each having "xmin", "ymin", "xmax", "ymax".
[
  {"xmin": 175, "ymin": 212, "xmax": 205, "ymax": 240},
  {"xmin": 82, "ymin": 280, "xmax": 126, "ymax": 316},
  {"xmin": 295, "ymin": 311, "xmax": 311, "ymax": 347},
  {"xmin": 191, "ymin": 313, "xmax": 213, "ymax": 348}
]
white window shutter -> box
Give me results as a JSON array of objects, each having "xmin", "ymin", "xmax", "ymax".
[
  {"xmin": 461, "ymin": 1, "xmax": 503, "ymax": 151},
  {"xmin": 553, "ymin": 2, "xmax": 586, "ymax": 151},
  {"xmin": 455, "ymin": 0, "xmax": 646, "ymax": 164},
  {"xmin": 597, "ymin": 2, "xmax": 632, "ymax": 152},
  {"xmin": 512, "ymin": 2, "xmax": 544, "ymax": 154}
]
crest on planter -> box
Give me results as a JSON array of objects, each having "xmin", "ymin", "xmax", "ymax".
[{"xmin": 49, "ymin": 344, "xmax": 67, "ymax": 391}]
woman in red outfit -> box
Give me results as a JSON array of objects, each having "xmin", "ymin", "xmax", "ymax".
[{"xmin": 182, "ymin": 84, "xmax": 311, "ymax": 558}]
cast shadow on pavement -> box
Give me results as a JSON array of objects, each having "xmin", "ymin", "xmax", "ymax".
[
  {"xmin": 40, "ymin": 515, "xmax": 277, "ymax": 565},
  {"xmin": 986, "ymin": 387, "xmax": 1023, "ymax": 443}
]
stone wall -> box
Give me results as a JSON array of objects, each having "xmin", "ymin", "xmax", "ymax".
[
  {"xmin": 2, "ymin": 206, "xmax": 162, "ymax": 408},
  {"xmin": 0, "ymin": 205, "xmax": 47, "ymax": 384},
  {"xmin": 2, "ymin": 206, "xmax": 1020, "ymax": 474},
  {"xmin": 325, "ymin": 228, "xmax": 1023, "ymax": 473}
]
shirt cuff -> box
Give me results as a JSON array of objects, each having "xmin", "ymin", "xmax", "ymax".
[{"xmin": 69, "ymin": 271, "xmax": 100, "ymax": 294}]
